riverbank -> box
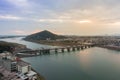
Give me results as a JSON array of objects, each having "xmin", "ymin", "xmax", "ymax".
[
  {"xmin": 17, "ymin": 53, "xmax": 40, "ymax": 58},
  {"xmin": 0, "ymin": 41, "xmax": 46, "ymax": 80},
  {"xmin": 31, "ymin": 68, "xmax": 45, "ymax": 80},
  {"xmin": 24, "ymin": 39, "xmax": 80, "ymax": 47},
  {"xmin": 98, "ymin": 45, "xmax": 120, "ymax": 51},
  {"xmin": 0, "ymin": 41, "xmax": 27, "ymax": 53}
]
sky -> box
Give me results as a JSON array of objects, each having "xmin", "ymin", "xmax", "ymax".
[{"xmin": 0, "ymin": 0, "xmax": 120, "ymax": 35}]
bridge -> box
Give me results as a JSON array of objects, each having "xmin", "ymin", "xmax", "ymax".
[{"xmin": 17, "ymin": 44, "xmax": 95, "ymax": 57}]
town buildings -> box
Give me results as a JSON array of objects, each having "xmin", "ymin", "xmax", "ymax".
[{"xmin": 0, "ymin": 51, "xmax": 37, "ymax": 80}]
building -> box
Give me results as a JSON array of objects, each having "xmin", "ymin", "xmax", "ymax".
[
  {"xmin": 17, "ymin": 60, "xmax": 31, "ymax": 74},
  {"xmin": 2, "ymin": 58, "xmax": 17, "ymax": 72},
  {"xmin": 0, "ymin": 51, "xmax": 17, "ymax": 72},
  {"xmin": 0, "ymin": 52, "xmax": 37, "ymax": 80},
  {"xmin": 17, "ymin": 60, "xmax": 37, "ymax": 80}
]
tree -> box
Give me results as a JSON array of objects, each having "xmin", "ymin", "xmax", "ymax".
[{"xmin": 0, "ymin": 73, "xmax": 4, "ymax": 80}]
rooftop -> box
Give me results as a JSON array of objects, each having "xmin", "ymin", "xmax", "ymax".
[
  {"xmin": 17, "ymin": 60, "xmax": 30, "ymax": 67},
  {"xmin": 0, "ymin": 66, "xmax": 18, "ymax": 80},
  {"xmin": 27, "ymin": 71, "xmax": 37, "ymax": 77},
  {"xmin": 0, "ymin": 52, "xmax": 12, "ymax": 57}
]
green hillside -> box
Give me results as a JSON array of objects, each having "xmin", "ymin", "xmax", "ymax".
[{"xmin": 24, "ymin": 30, "xmax": 66, "ymax": 40}]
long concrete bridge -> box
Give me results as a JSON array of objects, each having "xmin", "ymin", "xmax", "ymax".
[{"xmin": 18, "ymin": 44, "xmax": 95, "ymax": 56}]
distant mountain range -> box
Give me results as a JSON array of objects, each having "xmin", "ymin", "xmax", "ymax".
[
  {"xmin": 0, "ymin": 35, "xmax": 25, "ymax": 39},
  {"xmin": 24, "ymin": 30, "xmax": 66, "ymax": 40}
]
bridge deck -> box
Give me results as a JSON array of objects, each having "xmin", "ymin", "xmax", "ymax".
[{"xmin": 18, "ymin": 44, "xmax": 94, "ymax": 54}]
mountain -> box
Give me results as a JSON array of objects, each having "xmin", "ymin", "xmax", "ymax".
[{"xmin": 24, "ymin": 30, "xmax": 66, "ymax": 40}]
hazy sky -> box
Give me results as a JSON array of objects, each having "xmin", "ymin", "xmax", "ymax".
[{"xmin": 0, "ymin": 0, "xmax": 120, "ymax": 35}]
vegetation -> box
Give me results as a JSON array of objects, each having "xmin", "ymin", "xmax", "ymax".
[
  {"xmin": 23, "ymin": 30, "xmax": 80, "ymax": 46},
  {"xmin": 0, "ymin": 41, "xmax": 26, "ymax": 53},
  {"xmin": 24, "ymin": 39, "xmax": 80, "ymax": 47},
  {"xmin": 0, "ymin": 73, "xmax": 4, "ymax": 80},
  {"xmin": 24, "ymin": 30, "xmax": 66, "ymax": 40}
]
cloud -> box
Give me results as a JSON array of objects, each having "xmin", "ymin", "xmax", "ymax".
[
  {"xmin": 31, "ymin": 29, "xmax": 41, "ymax": 34},
  {"xmin": 53, "ymin": 5, "xmax": 120, "ymax": 25},
  {"xmin": 0, "ymin": 15, "xmax": 22, "ymax": 20},
  {"xmin": 36, "ymin": 19, "xmax": 64, "ymax": 23},
  {"xmin": 13, "ymin": 30, "xmax": 25, "ymax": 34},
  {"xmin": 7, "ymin": 0, "xmax": 29, "ymax": 8},
  {"xmin": 77, "ymin": 20, "xmax": 92, "ymax": 23},
  {"xmin": 106, "ymin": 21, "xmax": 120, "ymax": 25},
  {"xmin": 36, "ymin": 18, "xmax": 93, "ymax": 25},
  {"xmin": 1, "ymin": 0, "xmax": 120, "ymax": 35}
]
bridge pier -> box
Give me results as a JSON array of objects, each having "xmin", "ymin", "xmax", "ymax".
[
  {"xmin": 61, "ymin": 48, "xmax": 65, "ymax": 53},
  {"xmin": 42, "ymin": 50, "xmax": 45, "ymax": 54},
  {"xmin": 88, "ymin": 45, "xmax": 91, "ymax": 48},
  {"xmin": 46, "ymin": 49, "xmax": 50, "ymax": 54},
  {"xmin": 90, "ymin": 44, "xmax": 94, "ymax": 47},
  {"xmin": 39, "ymin": 50, "xmax": 42, "ymax": 55},
  {"xmin": 72, "ymin": 47, "xmax": 75, "ymax": 51},
  {"xmin": 81, "ymin": 46, "xmax": 84, "ymax": 50},
  {"xmin": 67, "ymin": 47, "xmax": 70, "ymax": 52},
  {"xmin": 77, "ymin": 47, "xmax": 80, "ymax": 50},
  {"xmin": 84, "ymin": 46, "xmax": 87, "ymax": 49},
  {"xmin": 41, "ymin": 50, "xmax": 44, "ymax": 54},
  {"xmin": 19, "ymin": 44, "xmax": 95, "ymax": 55},
  {"xmin": 41, "ymin": 49, "xmax": 50, "ymax": 54},
  {"xmin": 55, "ymin": 48, "xmax": 58, "ymax": 53}
]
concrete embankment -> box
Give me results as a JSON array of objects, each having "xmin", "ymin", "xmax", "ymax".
[
  {"xmin": 17, "ymin": 53, "xmax": 39, "ymax": 58},
  {"xmin": 31, "ymin": 68, "xmax": 46, "ymax": 80},
  {"xmin": 99, "ymin": 45, "xmax": 120, "ymax": 51}
]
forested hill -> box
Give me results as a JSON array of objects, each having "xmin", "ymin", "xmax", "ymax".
[{"xmin": 24, "ymin": 30, "xmax": 66, "ymax": 40}]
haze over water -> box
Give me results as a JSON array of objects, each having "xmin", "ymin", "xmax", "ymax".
[{"xmin": 1, "ymin": 38, "xmax": 120, "ymax": 80}]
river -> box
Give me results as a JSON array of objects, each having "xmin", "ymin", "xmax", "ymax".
[{"xmin": 1, "ymin": 37, "xmax": 120, "ymax": 80}]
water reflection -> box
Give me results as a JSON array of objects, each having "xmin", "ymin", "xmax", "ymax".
[{"xmin": 77, "ymin": 47, "xmax": 120, "ymax": 80}]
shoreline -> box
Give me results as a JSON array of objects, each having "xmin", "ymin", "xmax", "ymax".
[
  {"xmin": 25, "ymin": 40, "xmax": 120, "ymax": 51},
  {"xmin": 23, "ymin": 39, "xmax": 81, "ymax": 47},
  {"xmin": 0, "ymin": 41, "xmax": 46, "ymax": 80},
  {"xmin": 31, "ymin": 68, "xmax": 46, "ymax": 80},
  {"xmin": 98, "ymin": 45, "xmax": 120, "ymax": 51}
]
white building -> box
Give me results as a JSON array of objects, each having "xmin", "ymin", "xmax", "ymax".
[
  {"xmin": 17, "ymin": 60, "xmax": 37, "ymax": 80},
  {"xmin": 17, "ymin": 60, "xmax": 31, "ymax": 74}
]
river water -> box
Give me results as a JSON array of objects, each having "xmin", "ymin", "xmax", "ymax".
[{"xmin": 1, "ymin": 37, "xmax": 120, "ymax": 80}]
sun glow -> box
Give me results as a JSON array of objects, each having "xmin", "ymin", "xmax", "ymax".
[{"xmin": 78, "ymin": 20, "xmax": 92, "ymax": 24}]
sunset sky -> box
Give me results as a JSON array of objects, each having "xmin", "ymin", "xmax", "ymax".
[{"xmin": 0, "ymin": 0, "xmax": 120, "ymax": 35}]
